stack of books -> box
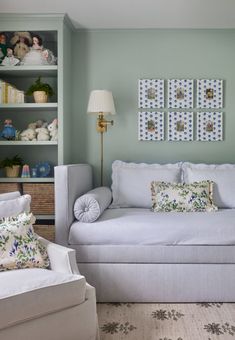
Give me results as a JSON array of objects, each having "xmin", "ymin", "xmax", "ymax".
[{"xmin": 0, "ymin": 79, "xmax": 25, "ymax": 104}]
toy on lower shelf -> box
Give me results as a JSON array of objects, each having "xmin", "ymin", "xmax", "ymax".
[
  {"xmin": 0, "ymin": 119, "xmax": 16, "ymax": 140},
  {"xmin": 21, "ymin": 164, "xmax": 30, "ymax": 178}
]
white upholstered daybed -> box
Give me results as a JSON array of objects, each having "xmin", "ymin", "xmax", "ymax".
[{"xmin": 55, "ymin": 161, "xmax": 235, "ymax": 302}]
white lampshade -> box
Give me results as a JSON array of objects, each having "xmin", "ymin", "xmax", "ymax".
[{"xmin": 87, "ymin": 90, "xmax": 116, "ymax": 115}]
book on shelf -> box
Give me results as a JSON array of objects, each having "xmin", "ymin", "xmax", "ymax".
[{"xmin": 0, "ymin": 79, "xmax": 25, "ymax": 104}]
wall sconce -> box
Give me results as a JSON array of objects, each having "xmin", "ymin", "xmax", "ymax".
[{"xmin": 87, "ymin": 90, "xmax": 116, "ymax": 185}]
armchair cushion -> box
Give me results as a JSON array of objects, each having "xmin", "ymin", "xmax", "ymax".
[
  {"xmin": 0, "ymin": 268, "xmax": 86, "ymax": 330},
  {"xmin": 0, "ymin": 194, "xmax": 31, "ymax": 218},
  {"xmin": 0, "ymin": 191, "xmax": 20, "ymax": 201},
  {"xmin": 74, "ymin": 187, "xmax": 112, "ymax": 223}
]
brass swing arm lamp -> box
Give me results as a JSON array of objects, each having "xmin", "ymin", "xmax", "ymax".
[
  {"xmin": 96, "ymin": 112, "xmax": 114, "ymax": 133},
  {"xmin": 87, "ymin": 90, "xmax": 116, "ymax": 186}
]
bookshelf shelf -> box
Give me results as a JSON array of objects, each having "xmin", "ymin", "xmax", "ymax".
[
  {"xmin": 0, "ymin": 66, "xmax": 57, "ymax": 77},
  {"xmin": 0, "ymin": 103, "xmax": 58, "ymax": 110},
  {"xmin": 0, "ymin": 141, "xmax": 57, "ymax": 145}
]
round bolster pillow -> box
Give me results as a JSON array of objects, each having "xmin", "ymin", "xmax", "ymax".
[{"xmin": 74, "ymin": 187, "xmax": 112, "ymax": 223}]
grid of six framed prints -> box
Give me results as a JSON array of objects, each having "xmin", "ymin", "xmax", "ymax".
[{"xmin": 138, "ymin": 79, "xmax": 223, "ymax": 142}]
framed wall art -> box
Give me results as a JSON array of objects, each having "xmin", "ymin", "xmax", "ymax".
[
  {"xmin": 138, "ymin": 111, "xmax": 164, "ymax": 141},
  {"xmin": 168, "ymin": 111, "xmax": 193, "ymax": 141},
  {"xmin": 196, "ymin": 111, "xmax": 223, "ymax": 141},
  {"xmin": 138, "ymin": 79, "xmax": 164, "ymax": 109},
  {"xmin": 167, "ymin": 79, "xmax": 194, "ymax": 108},
  {"xmin": 196, "ymin": 79, "xmax": 223, "ymax": 108}
]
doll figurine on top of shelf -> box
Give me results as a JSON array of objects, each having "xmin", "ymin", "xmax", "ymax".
[
  {"xmin": 2, "ymin": 47, "xmax": 20, "ymax": 66},
  {"xmin": 21, "ymin": 34, "xmax": 57, "ymax": 65},
  {"xmin": 10, "ymin": 31, "xmax": 32, "ymax": 61},
  {"xmin": 0, "ymin": 32, "xmax": 7, "ymax": 64}
]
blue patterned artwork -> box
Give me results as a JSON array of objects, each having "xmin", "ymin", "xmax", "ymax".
[
  {"xmin": 196, "ymin": 112, "xmax": 223, "ymax": 141},
  {"xmin": 196, "ymin": 79, "xmax": 223, "ymax": 108},
  {"xmin": 167, "ymin": 79, "xmax": 194, "ymax": 108},
  {"xmin": 138, "ymin": 111, "xmax": 164, "ymax": 141},
  {"xmin": 138, "ymin": 79, "xmax": 164, "ymax": 109},
  {"xmin": 168, "ymin": 112, "xmax": 193, "ymax": 141}
]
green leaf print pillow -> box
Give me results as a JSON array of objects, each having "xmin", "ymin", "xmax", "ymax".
[
  {"xmin": 151, "ymin": 181, "xmax": 218, "ymax": 213},
  {"xmin": 0, "ymin": 212, "xmax": 49, "ymax": 271}
]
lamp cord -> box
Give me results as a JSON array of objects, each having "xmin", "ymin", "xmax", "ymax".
[{"xmin": 101, "ymin": 131, "xmax": 104, "ymax": 186}]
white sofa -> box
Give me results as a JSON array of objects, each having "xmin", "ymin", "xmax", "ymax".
[{"xmin": 55, "ymin": 161, "xmax": 235, "ymax": 303}]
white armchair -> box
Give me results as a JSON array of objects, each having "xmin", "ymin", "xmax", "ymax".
[{"xmin": 0, "ymin": 237, "xmax": 99, "ymax": 340}]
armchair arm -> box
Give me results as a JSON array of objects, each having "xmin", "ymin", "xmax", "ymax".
[
  {"xmin": 55, "ymin": 164, "xmax": 93, "ymax": 246},
  {"xmin": 38, "ymin": 236, "xmax": 80, "ymax": 275}
]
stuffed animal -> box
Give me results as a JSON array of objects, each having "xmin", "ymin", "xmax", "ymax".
[
  {"xmin": 20, "ymin": 128, "xmax": 36, "ymax": 141},
  {"xmin": 48, "ymin": 118, "xmax": 58, "ymax": 141},
  {"xmin": 27, "ymin": 120, "xmax": 47, "ymax": 130},
  {"xmin": 27, "ymin": 122, "xmax": 37, "ymax": 130},
  {"xmin": 35, "ymin": 127, "xmax": 50, "ymax": 141},
  {"xmin": 35, "ymin": 119, "xmax": 48, "ymax": 128},
  {"xmin": 10, "ymin": 31, "xmax": 32, "ymax": 61}
]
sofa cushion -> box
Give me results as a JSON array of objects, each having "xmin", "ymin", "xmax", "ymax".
[
  {"xmin": 151, "ymin": 181, "xmax": 218, "ymax": 212},
  {"xmin": 110, "ymin": 160, "xmax": 182, "ymax": 208},
  {"xmin": 74, "ymin": 187, "xmax": 112, "ymax": 222},
  {"xmin": 182, "ymin": 162, "xmax": 235, "ymax": 208},
  {"xmin": 0, "ymin": 213, "xmax": 48, "ymax": 271},
  {"xmin": 69, "ymin": 207, "xmax": 235, "ymax": 246},
  {"xmin": 0, "ymin": 268, "xmax": 86, "ymax": 330},
  {"xmin": 0, "ymin": 194, "xmax": 31, "ymax": 218}
]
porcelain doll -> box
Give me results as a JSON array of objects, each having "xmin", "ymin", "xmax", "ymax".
[
  {"xmin": 2, "ymin": 48, "xmax": 20, "ymax": 66},
  {"xmin": 0, "ymin": 33, "xmax": 7, "ymax": 64},
  {"xmin": 21, "ymin": 34, "xmax": 56, "ymax": 65},
  {"xmin": 10, "ymin": 31, "xmax": 32, "ymax": 61}
]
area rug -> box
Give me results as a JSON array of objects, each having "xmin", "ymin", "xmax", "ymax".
[{"xmin": 97, "ymin": 303, "xmax": 235, "ymax": 340}]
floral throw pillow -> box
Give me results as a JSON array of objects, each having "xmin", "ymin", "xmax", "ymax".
[
  {"xmin": 151, "ymin": 181, "xmax": 218, "ymax": 212},
  {"xmin": 0, "ymin": 212, "xmax": 49, "ymax": 271}
]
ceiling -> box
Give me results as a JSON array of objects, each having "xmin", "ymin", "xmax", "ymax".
[{"xmin": 1, "ymin": 0, "xmax": 235, "ymax": 29}]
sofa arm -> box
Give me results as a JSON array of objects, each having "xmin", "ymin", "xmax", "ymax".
[
  {"xmin": 38, "ymin": 236, "xmax": 80, "ymax": 275},
  {"xmin": 55, "ymin": 164, "xmax": 93, "ymax": 246}
]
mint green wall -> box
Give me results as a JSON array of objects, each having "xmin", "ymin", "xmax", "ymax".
[{"xmin": 72, "ymin": 29, "xmax": 235, "ymax": 186}]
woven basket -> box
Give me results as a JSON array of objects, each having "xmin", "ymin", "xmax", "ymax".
[
  {"xmin": 0, "ymin": 183, "xmax": 21, "ymax": 194},
  {"xmin": 34, "ymin": 225, "xmax": 55, "ymax": 242},
  {"xmin": 23, "ymin": 183, "xmax": 54, "ymax": 215}
]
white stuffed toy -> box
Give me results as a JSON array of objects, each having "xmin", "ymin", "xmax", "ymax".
[
  {"xmin": 48, "ymin": 118, "xmax": 58, "ymax": 141},
  {"xmin": 20, "ymin": 128, "xmax": 37, "ymax": 141},
  {"xmin": 35, "ymin": 127, "xmax": 50, "ymax": 141}
]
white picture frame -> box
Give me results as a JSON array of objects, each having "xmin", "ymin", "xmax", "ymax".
[
  {"xmin": 167, "ymin": 79, "xmax": 194, "ymax": 108},
  {"xmin": 196, "ymin": 111, "xmax": 223, "ymax": 141},
  {"xmin": 168, "ymin": 111, "xmax": 194, "ymax": 141},
  {"xmin": 138, "ymin": 79, "xmax": 164, "ymax": 109},
  {"xmin": 138, "ymin": 111, "xmax": 164, "ymax": 141},
  {"xmin": 196, "ymin": 79, "xmax": 223, "ymax": 108}
]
